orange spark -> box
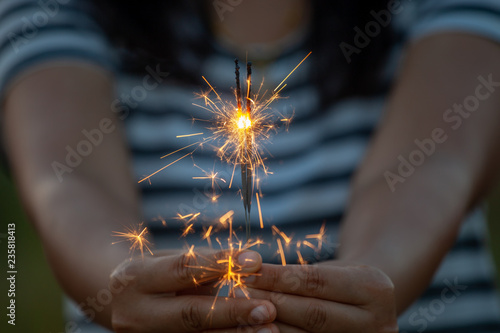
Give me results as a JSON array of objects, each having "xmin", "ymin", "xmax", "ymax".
[
  {"xmin": 181, "ymin": 223, "xmax": 195, "ymax": 238},
  {"xmin": 296, "ymin": 241, "xmax": 307, "ymax": 265},
  {"xmin": 272, "ymin": 225, "xmax": 293, "ymax": 246},
  {"xmin": 176, "ymin": 132, "xmax": 204, "ymax": 138},
  {"xmin": 273, "ymin": 51, "xmax": 312, "ymax": 93},
  {"xmin": 175, "ymin": 212, "xmax": 201, "ymax": 224},
  {"xmin": 306, "ymin": 222, "xmax": 327, "ymax": 252},
  {"xmin": 219, "ymin": 210, "xmax": 234, "ymax": 227},
  {"xmin": 277, "ymin": 238, "xmax": 286, "ymax": 266},
  {"xmin": 138, "ymin": 152, "xmax": 192, "ymax": 183},
  {"xmin": 255, "ymin": 192, "xmax": 264, "ymax": 229},
  {"xmin": 202, "ymin": 225, "xmax": 214, "ymax": 248},
  {"xmin": 187, "ymin": 244, "xmax": 196, "ymax": 257},
  {"xmin": 297, "ymin": 251, "xmax": 306, "ymax": 265},
  {"xmin": 302, "ymin": 240, "xmax": 316, "ymax": 250},
  {"xmin": 112, "ymin": 224, "xmax": 154, "ymax": 259}
]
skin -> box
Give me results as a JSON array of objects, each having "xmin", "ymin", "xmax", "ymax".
[
  {"xmin": 2, "ymin": 63, "xmax": 276, "ymax": 332},
  {"xmin": 242, "ymin": 33, "xmax": 500, "ymax": 332},
  {"xmin": 4, "ymin": 2, "xmax": 500, "ymax": 333}
]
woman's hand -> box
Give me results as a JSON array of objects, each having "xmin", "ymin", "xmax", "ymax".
[
  {"xmin": 109, "ymin": 249, "xmax": 278, "ymax": 333},
  {"xmin": 239, "ymin": 261, "xmax": 398, "ymax": 333}
]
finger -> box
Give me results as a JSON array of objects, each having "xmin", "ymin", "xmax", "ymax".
[
  {"xmin": 176, "ymin": 285, "xmax": 215, "ymax": 296},
  {"xmin": 243, "ymin": 287, "xmax": 370, "ymax": 333},
  {"xmin": 204, "ymin": 323, "xmax": 279, "ymax": 333},
  {"xmin": 274, "ymin": 322, "xmax": 307, "ymax": 333},
  {"xmin": 245, "ymin": 263, "xmax": 382, "ymax": 304},
  {"xmin": 113, "ymin": 295, "xmax": 277, "ymax": 332},
  {"xmin": 137, "ymin": 249, "xmax": 262, "ymax": 293}
]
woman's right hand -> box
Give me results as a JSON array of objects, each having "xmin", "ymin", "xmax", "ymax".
[{"xmin": 109, "ymin": 249, "xmax": 278, "ymax": 333}]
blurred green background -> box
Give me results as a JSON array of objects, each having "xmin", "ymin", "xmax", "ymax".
[{"xmin": 1, "ymin": 168, "xmax": 500, "ymax": 332}]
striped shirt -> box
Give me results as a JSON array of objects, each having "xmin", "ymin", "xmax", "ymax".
[{"xmin": 1, "ymin": 1, "xmax": 500, "ymax": 332}]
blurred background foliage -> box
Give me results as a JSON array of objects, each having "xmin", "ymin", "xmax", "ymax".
[
  {"xmin": 0, "ymin": 170, "xmax": 63, "ymax": 332},
  {"xmin": 1, "ymin": 167, "xmax": 499, "ymax": 332}
]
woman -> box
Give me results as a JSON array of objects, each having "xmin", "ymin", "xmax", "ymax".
[{"xmin": 2, "ymin": 0, "xmax": 500, "ymax": 332}]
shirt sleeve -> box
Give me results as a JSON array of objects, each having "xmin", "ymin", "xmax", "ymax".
[
  {"xmin": 408, "ymin": 0, "xmax": 500, "ymax": 43},
  {"xmin": 0, "ymin": 0, "xmax": 116, "ymax": 99}
]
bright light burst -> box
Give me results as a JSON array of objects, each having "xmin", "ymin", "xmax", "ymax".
[
  {"xmin": 137, "ymin": 52, "xmax": 312, "ymax": 205},
  {"xmin": 136, "ymin": 52, "xmax": 312, "ymax": 245}
]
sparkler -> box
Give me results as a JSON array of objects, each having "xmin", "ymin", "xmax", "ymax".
[
  {"xmin": 112, "ymin": 51, "xmax": 339, "ymax": 322},
  {"xmin": 137, "ymin": 51, "xmax": 312, "ymax": 238},
  {"xmin": 235, "ymin": 59, "xmax": 253, "ymax": 239}
]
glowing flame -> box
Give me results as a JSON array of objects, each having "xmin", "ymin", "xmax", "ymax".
[{"xmin": 237, "ymin": 112, "xmax": 252, "ymax": 129}]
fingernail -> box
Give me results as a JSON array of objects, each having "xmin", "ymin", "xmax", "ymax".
[
  {"xmin": 250, "ymin": 304, "xmax": 270, "ymax": 324},
  {"xmin": 238, "ymin": 251, "xmax": 259, "ymax": 266},
  {"xmin": 257, "ymin": 328, "xmax": 272, "ymax": 333}
]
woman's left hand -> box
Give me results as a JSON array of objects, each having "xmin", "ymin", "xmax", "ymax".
[{"xmin": 238, "ymin": 261, "xmax": 399, "ymax": 332}]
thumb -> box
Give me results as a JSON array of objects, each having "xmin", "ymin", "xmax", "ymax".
[{"xmin": 236, "ymin": 250, "xmax": 262, "ymax": 273}]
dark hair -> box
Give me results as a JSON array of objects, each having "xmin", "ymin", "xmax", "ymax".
[
  {"xmin": 309, "ymin": 1, "xmax": 395, "ymax": 106},
  {"xmin": 90, "ymin": 1, "xmax": 212, "ymax": 81},
  {"xmin": 91, "ymin": 1, "xmax": 394, "ymax": 106}
]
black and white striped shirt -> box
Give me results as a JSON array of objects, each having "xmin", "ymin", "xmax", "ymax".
[{"xmin": 1, "ymin": 1, "xmax": 500, "ymax": 332}]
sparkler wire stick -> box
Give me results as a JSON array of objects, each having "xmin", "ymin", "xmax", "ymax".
[
  {"xmin": 235, "ymin": 59, "xmax": 253, "ymax": 240},
  {"xmin": 243, "ymin": 62, "xmax": 253, "ymax": 239},
  {"xmin": 235, "ymin": 59, "xmax": 242, "ymax": 110}
]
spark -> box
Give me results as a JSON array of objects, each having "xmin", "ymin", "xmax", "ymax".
[
  {"xmin": 160, "ymin": 142, "xmax": 200, "ymax": 159},
  {"xmin": 112, "ymin": 224, "xmax": 154, "ymax": 259},
  {"xmin": 255, "ymin": 192, "xmax": 264, "ymax": 229},
  {"xmin": 273, "ymin": 51, "xmax": 312, "ymax": 93},
  {"xmin": 296, "ymin": 241, "xmax": 307, "ymax": 265},
  {"xmin": 174, "ymin": 212, "xmax": 201, "ymax": 224},
  {"xmin": 306, "ymin": 222, "xmax": 326, "ymax": 252},
  {"xmin": 138, "ymin": 152, "xmax": 192, "ymax": 183},
  {"xmin": 276, "ymin": 238, "xmax": 286, "ymax": 266},
  {"xmin": 210, "ymin": 193, "xmax": 222, "ymax": 202},
  {"xmin": 202, "ymin": 76, "xmax": 221, "ymax": 100},
  {"xmin": 181, "ymin": 223, "xmax": 195, "ymax": 238},
  {"xmin": 187, "ymin": 244, "xmax": 196, "ymax": 257},
  {"xmin": 193, "ymin": 165, "xmax": 226, "ymax": 202},
  {"xmin": 272, "ymin": 225, "xmax": 293, "ymax": 246},
  {"xmin": 219, "ymin": 210, "xmax": 234, "ymax": 227},
  {"xmin": 297, "ymin": 251, "xmax": 306, "ymax": 265},
  {"xmin": 151, "ymin": 215, "xmax": 167, "ymax": 227},
  {"xmin": 302, "ymin": 240, "xmax": 316, "ymax": 250},
  {"xmin": 177, "ymin": 133, "xmax": 204, "ymax": 138},
  {"xmin": 202, "ymin": 225, "xmax": 214, "ymax": 248}
]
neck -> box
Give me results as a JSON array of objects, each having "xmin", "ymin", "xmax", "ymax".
[{"xmin": 210, "ymin": 0, "xmax": 311, "ymax": 60}]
